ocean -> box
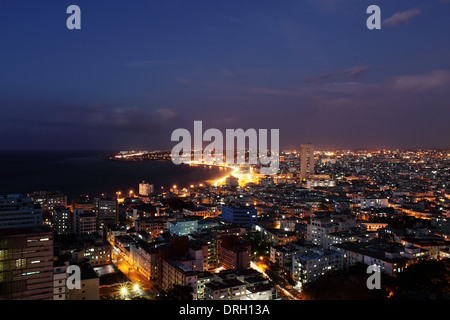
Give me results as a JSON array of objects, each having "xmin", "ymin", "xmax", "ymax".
[{"xmin": 0, "ymin": 151, "xmax": 230, "ymax": 201}]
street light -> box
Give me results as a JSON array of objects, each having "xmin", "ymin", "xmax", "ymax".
[{"xmin": 120, "ymin": 285, "xmax": 128, "ymax": 298}]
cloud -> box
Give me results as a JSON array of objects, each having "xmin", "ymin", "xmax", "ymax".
[
  {"xmin": 125, "ymin": 59, "xmax": 195, "ymax": 67},
  {"xmin": 219, "ymin": 14, "xmax": 244, "ymax": 25},
  {"xmin": 221, "ymin": 68, "xmax": 263, "ymax": 77},
  {"xmin": 382, "ymin": 8, "xmax": 421, "ymax": 27},
  {"xmin": 154, "ymin": 108, "xmax": 179, "ymax": 122},
  {"xmin": 245, "ymin": 86, "xmax": 306, "ymax": 97},
  {"xmin": 84, "ymin": 105, "xmax": 182, "ymax": 132},
  {"xmin": 394, "ymin": 70, "xmax": 450, "ymax": 90},
  {"xmin": 12, "ymin": 104, "xmax": 181, "ymax": 134},
  {"xmin": 304, "ymin": 65, "xmax": 371, "ymax": 84}
]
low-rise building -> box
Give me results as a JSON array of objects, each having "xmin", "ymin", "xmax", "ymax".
[
  {"xmin": 331, "ymin": 241, "xmax": 408, "ymax": 275},
  {"xmin": 306, "ymin": 214, "xmax": 355, "ymax": 248},
  {"xmin": 196, "ymin": 271, "xmax": 214, "ymax": 300},
  {"xmin": 292, "ymin": 248, "xmax": 344, "ymax": 284},
  {"xmin": 162, "ymin": 259, "xmax": 198, "ymax": 299},
  {"xmin": 270, "ymin": 242, "xmax": 310, "ymax": 270},
  {"xmin": 168, "ymin": 219, "xmax": 198, "ymax": 236},
  {"xmin": 205, "ymin": 278, "xmax": 246, "ymax": 300},
  {"xmin": 134, "ymin": 217, "xmax": 167, "ymax": 239},
  {"xmin": 324, "ymin": 230, "xmax": 359, "ymax": 249},
  {"xmin": 81, "ymin": 243, "xmax": 112, "ymax": 266},
  {"xmin": 67, "ymin": 264, "xmax": 99, "ymax": 300}
]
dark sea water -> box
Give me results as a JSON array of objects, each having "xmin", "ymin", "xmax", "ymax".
[{"xmin": 0, "ymin": 151, "xmax": 231, "ymax": 201}]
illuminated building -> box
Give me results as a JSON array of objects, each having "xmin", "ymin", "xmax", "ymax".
[
  {"xmin": 219, "ymin": 235, "xmax": 251, "ymax": 271},
  {"xmin": 306, "ymin": 215, "xmax": 356, "ymax": 248},
  {"xmin": 29, "ymin": 191, "xmax": 67, "ymax": 212},
  {"xmin": 52, "ymin": 206, "xmax": 71, "ymax": 235},
  {"xmin": 94, "ymin": 196, "xmax": 118, "ymax": 227},
  {"xmin": 304, "ymin": 179, "xmax": 336, "ymax": 189},
  {"xmin": 138, "ymin": 243, "xmax": 158, "ymax": 280},
  {"xmin": 73, "ymin": 210, "xmax": 96, "ymax": 235},
  {"xmin": 53, "ymin": 260, "xmax": 69, "ymax": 300},
  {"xmin": 204, "ymin": 278, "xmax": 246, "ymax": 300},
  {"xmin": 331, "ymin": 241, "xmax": 407, "ymax": 275},
  {"xmin": 162, "ymin": 259, "xmax": 198, "ymax": 299},
  {"xmin": 71, "ymin": 195, "xmax": 94, "ymax": 213},
  {"xmin": 196, "ymin": 271, "xmax": 214, "ymax": 300},
  {"xmin": 292, "ymin": 248, "xmax": 343, "ymax": 284},
  {"xmin": 104, "ymin": 224, "xmax": 127, "ymax": 246},
  {"xmin": 221, "ymin": 205, "xmax": 257, "ymax": 227},
  {"xmin": 67, "ymin": 260, "xmax": 100, "ymax": 300},
  {"xmin": 361, "ymin": 222, "xmax": 388, "ymax": 232},
  {"xmin": 0, "ymin": 225, "xmax": 54, "ymax": 300},
  {"xmin": 225, "ymin": 176, "xmax": 239, "ymax": 187},
  {"xmin": 139, "ymin": 181, "xmax": 154, "ymax": 196},
  {"xmin": 360, "ymin": 197, "xmax": 389, "ymax": 210},
  {"xmin": 244, "ymin": 276, "xmax": 274, "ymax": 300},
  {"xmin": 0, "ymin": 194, "xmax": 43, "ymax": 229},
  {"xmin": 324, "ymin": 231, "xmax": 359, "ymax": 249},
  {"xmin": 134, "ymin": 217, "xmax": 166, "ymax": 238},
  {"xmin": 270, "ymin": 243, "xmax": 308, "ymax": 269},
  {"xmin": 168, "ymin": 219, "xmax": 199, "ymax": 236},
  {"xmin": 257, "ymin": 227, "xmax": 298, "ymax": 246},
  {"xmin": 72, "ymin": 244, "xmax": 112, "ymax": 267},
  {"xmin": 300, "ymin": 143, "xmax": 315, "ymax": 180},
  {"xmin": 183, "ymin": 206, "xmax": 209, "ymax": 217}
]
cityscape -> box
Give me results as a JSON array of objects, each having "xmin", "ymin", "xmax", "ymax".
[
  {"xmin": 0, "ymin": 0, "xmax": 449, "ymax": 311},
  {"xmin": 1, "ymin": 145, "xmax": 449, "ymax": 301}
]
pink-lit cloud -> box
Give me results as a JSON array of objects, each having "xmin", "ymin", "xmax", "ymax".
[{"xmin": 383, "ymin": 8, "xmax": 421, "ymax": 27}]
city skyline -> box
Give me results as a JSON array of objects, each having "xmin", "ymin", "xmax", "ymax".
[
  {"xmin": 1, "ymin": 1, "xmax": 449, "ymax": 305},
  {"xmin": 1, "ymin": 0, "xmax": 450, "ymax": 151}
]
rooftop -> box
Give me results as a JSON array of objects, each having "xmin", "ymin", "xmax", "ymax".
[{"xmin": 205, "ymin": 278, "xmax": 245, "ymax": 291}]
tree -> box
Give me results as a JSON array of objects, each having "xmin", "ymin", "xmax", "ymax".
[
  {"xmin": 157, "ymin": 285, "xmax": 194, "ymax": 300},
  {"xmin": 384, "ymin": 259, "xmax": 450, "ymax": 299},
  {"xmin": 302, "ymin": 263, "xmax": 389, "ymax": 300}
]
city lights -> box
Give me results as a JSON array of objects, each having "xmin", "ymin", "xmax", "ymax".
[{"xmin": 2, "ymin": 1, "xmax": 449, "ymax": 312}]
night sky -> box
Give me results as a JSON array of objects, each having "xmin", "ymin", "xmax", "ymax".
[{"xmin": 1, "ymin": 0, "xmax": 450, "ymax": 151}]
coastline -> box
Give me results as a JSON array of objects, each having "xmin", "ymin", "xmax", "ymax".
[{"xmin": 0, "ymin": 151, "xmax": 232, "ymax": 200}]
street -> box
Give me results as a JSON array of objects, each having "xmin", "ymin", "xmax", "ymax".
[{"xmin": 99, "ymin": 248, "xmax": 159, "ymax": 299}]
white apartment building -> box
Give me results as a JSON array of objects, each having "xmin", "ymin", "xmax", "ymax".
[
  {"xmin": 292, "ymin": 249, "xmax": 344, "ymax": 284},
  {"xmin": 204, "ymin": 278, "xmax": 247, "ymax": 300},
  {"xmin": 306, "ymin": 215, "xmax": 355, "ymax": 248}
]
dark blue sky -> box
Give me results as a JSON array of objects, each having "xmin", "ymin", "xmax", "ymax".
[{"xmin": 1, "ymin": 0, "xmax": 450, "ymax": 150}]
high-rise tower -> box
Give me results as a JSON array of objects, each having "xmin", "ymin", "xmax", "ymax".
[{"xmin": 300, "ymin": 143, "xmax": 314, "ymax": 180}]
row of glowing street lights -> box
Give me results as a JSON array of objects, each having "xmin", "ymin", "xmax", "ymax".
[
  {"xmin": 118, "ymin": 282, "xmax": 142, "ymax": 299},
  {"xmin": 115, "ymin": 183, "xmax": 206, "ymax": 199}
]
